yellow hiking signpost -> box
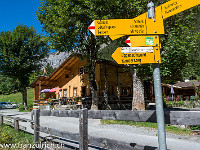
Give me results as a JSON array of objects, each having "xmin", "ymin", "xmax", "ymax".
[
  {"xmin": 160, "ymin": 0, "xmax": 200, "ymax": 19},
  {"xmin": 108, "ymin": 0, "xmax": 200, "ymax": 40},
  {"xmin": 112, "ymin": 35, "xmax": 161, "ymax": 64},
  {"xmin": 125, "ymin": 35, "xmax": 160, "ymax": 47},
  {"xmin": 112, "ymin": 46, "xmax": 161, "ymax": 64},
  {"xmin": 87, "ymin": 1, "xmax": 199, "ymax": 150},
  {"xmin": 88, "ymin": 0, "xmax": 200, "ymax": 40},
  {"xmin": 88, "ymin": 12, "xmax": 164, "ymax": 36}
]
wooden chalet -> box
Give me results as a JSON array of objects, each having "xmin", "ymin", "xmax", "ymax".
[{"xmin": 30, "ymin": 54, "xmax": 138, "ymax": 109}]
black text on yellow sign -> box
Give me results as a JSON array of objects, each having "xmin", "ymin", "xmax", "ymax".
[{"xmin": 112, "ymin": 47, "xmax": 161, "ymax": 64}]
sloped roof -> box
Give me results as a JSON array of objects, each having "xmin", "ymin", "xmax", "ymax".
[
  {"xmin": 30, "ymin": 54, "xmax": 81, "ymax": 87},
  {"xmin": 174, "ymin": 80, "xmax": 200, "ymax": 88},
  {"xmin": 30, "ymin": 53, "xmax": 126, "ymax": 88}
]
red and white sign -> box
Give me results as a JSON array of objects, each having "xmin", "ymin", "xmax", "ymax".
[
  {"xmin": 88, "ymin": 21, "xmax": 95, "ymax": 35},
  {"xmin": 125, "ymin": 37, "xmax": 131, "ymax": 46}
]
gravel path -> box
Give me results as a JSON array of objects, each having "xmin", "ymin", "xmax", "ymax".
[{"xmin": 98, "ymin": 124, "xmax": 200, "ymax": 142}]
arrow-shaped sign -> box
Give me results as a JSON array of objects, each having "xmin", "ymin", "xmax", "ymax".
[
  {"xmin": 88, "ymin": 12, "xmax": 164, "ymax": 36},
  {"xmin": 108, "ymin": 0, "xmax": 200, "ymax": 40},
  {"xmin": 112, "ymin": 47, "xmax": 161, "ymax": 64},
  {"xmin": 160, "ymin": 0, "xmax": 200, "ymax": 19},
  {"xmin": 125, "ymin": 35, "xmax": 160, "ymax": 47}
]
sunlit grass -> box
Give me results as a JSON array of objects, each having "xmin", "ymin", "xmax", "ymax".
[
  {"xmin": 101, "ymin": 120, "xmax": 192, "ymax": 135},
  {"xmin": 0, "ymin": 124, "xmax": 33, "ymax": 145},
  {"xmin": 0, "ymin": 88, "xmax": 34, "ymax": 105}
]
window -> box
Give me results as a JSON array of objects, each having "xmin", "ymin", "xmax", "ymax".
[
  {"xmin": 81, "ymin": 86, "xmax": 86, "ymax": 97},
  {"xmin": 69, "ymin": 86, "xmax": 71, "ymax": 97},
  {"xmin": 84, "ymin": 67, "xmax": 88, "ymax": 74},
  {"xmin": 65, "ymin": 74, "xmax": 69, "ymax": 78},
  {"xmin": 121, "ymin": 86, "xmax": 132, "ymax": 96},
  {"xmin": 73, "ymin": 88, "xmax": 77, "ymax": 97},
  {"xmin": 64, "ymin": 89, "xmax": 67, "ymax": 97},
  {"xmin": 59, "ymin": 91, "xmax": 62, "ymax": 98},
  {"xmin": 108, "ymin": 85, "xmax": 114, "ymax": 96},
  {"xmin": 121, "ymin": 87, "xmax": 127, "ymax": 96},
  {"xmin": 79, "ymin": 67, "xmax": 84, "ymax": 75}
]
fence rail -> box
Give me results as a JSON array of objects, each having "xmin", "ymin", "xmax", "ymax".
[
  {"xmin": 0, "ymin": 114, "xmax": 33, "ymax": 132},
  {"xmin": 40, "ymin": 109, "xmax": 200, "ymax": 125},
  {"xmin": 1, "ymin": 109, "xmax": 200, "ymax": 150},
  {"xmin": 39, "ymin": 109, "xmax": 200, "ymax": 149}
]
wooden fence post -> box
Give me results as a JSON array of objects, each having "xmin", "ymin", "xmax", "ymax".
[
  {"xmin": 79, "ymin": 108, "xmax": 88, "ymax": 150},
  {"xmin": 34, "ymin": 109, "xmax": 40, "ymax": 143},
  {"xmin": 14, "ymin": 118, "xmax": 19, "ymax": 132},
  {"xmin": 0, "ymin": 115, "xmax": 3, "ymax": 126},
  {"xmin": 31, "ymin": 110, "xmax": 34, "ymax": 129}
]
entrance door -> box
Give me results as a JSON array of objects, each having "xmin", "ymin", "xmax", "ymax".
[{"xmin": 81, "ymin": 86, "xmax": 86, "ymax": 97}]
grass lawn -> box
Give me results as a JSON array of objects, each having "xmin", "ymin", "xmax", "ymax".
[
  {"xmin": 0, "ymin": 124, "xmax": 34, "ymax": 149},
  {"xmin": 101, "ymin": 120, "xmax": 192, "ymax": 135},
  {"xmin": 0, "ymin": 88, "xmax": 34, "ymax": 105}
]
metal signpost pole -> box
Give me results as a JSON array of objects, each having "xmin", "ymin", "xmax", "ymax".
[{"xmin": 148, "ymin": 2, "xmax": 167, "ymax": 150}]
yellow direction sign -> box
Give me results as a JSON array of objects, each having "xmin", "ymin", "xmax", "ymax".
[
  {"xmin": 160, "ymin": 0, "xmax": 200, "ymax": 19},
  {"xmin": 125, "ymin": 35, "xmax": 160, "ymax": 47},
  {"xmin": 88, "ymin": 12, "xmax": 164, "ymax": 36},
  {"xmin": 112, "ymin": 47, "xmax": 161, "ymax": 64},
  {"xmin": 109, "ymin": 0, "xmax": 200, "ymax": 40}
]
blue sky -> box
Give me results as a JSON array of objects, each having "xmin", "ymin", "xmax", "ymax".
[{"xmin": 0, "ymin": 0, "xmax": 45, "ymax": 34}]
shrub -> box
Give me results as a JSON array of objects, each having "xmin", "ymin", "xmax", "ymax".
[
  {"xmin": 190, "ymin": 126, "xmax": 200, "ymax": 130},
  {"xmin": 18, "ymin": 103, "xmax": 33, "ymax": 112},
  {"xmin": 18, "ymin": 104, "xmax": 25, "ymax": 112},
  {"xmin": 27, "ymin": 103, "xmax": 33, "ymax": 109},
  {"xmin": 0, "ymin": 125, "xmax": 33, "ymax": 144}
]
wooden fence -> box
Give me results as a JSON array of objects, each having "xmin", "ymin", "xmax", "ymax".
[
  {"xmin": 1, "ymin": 110, "xmax": 200, "ymax": 150},
  {"xmin": 40, "ymin": 109, "xmax": 200, "ymax": 125},
  {"xmin": 39, "ymin": 109, "xmax": 200, "ymax": 149},
  {"xmin": 0, "ymin": 114, "xmax": 33, "ymax": 132}
]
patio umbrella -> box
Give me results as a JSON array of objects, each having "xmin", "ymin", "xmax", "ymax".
[
  {"xmin": 41, "ymin": 89, "xmax": 51, "ymax": 93},
  {"xmin": 171, "ymin": 86, "xmax": 175, "ymax": 100},
  {"xmin": 49, "ymin": 87, "xmax": 62, "ymax": 93}
]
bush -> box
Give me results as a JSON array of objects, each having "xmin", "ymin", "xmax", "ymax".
[
  {"xmin": 190, "ymin": 126, "xmax": 200, "ymax": 130},
  {"xmin": 18, "ymin": 104, "xmax": 25, "ymax": 112},
  {"xmin": 164, "ymin": 99, "xmax": 200, "ymax": 108},
  {"xmin": 27, "ymin": 103, "xmax": 33, "ymax": 109},
  {"xmin": 18, "ymin": 103, "xmax": 33, "ymax": 112},
  {"xmin": 0, "ymin": 125, "xmax": 33, "ymax": 144}
]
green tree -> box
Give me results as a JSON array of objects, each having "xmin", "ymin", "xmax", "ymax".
[
  {"xmin": 0, "ymin": 25, "xmax": 49, "ymax": 107},
  {"xmin": 45, "ymin": 63, "xmax": 55, "ymax": 76},
  {"xmin": 0, "ymin": 75, "xmax": 20, "ymax": 94},
  {"xmin": 37, "ymin": 0, "xmax": 148, "ymax": 110},
  {"xmin": 159, "ymin": 4, "xmax": 199, "ymax": 83},
  {"xmin": 37, "ymin": 0, "xmax": 199, "ymax": 110},
  {"xmin": 29, "ymin": 63, "xmax": 55, "ymax": 85}
]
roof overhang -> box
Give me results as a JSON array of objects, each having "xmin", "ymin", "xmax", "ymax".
[{"xmin": 30, "ymin": 54, "xmax": 82, "ymax": 87}]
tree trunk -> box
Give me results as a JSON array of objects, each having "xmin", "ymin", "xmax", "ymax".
[
  {"xmin": 84, "ymin": 35, "xmax": 100, "ymax": 110},
  {"xmin": 130, "ymin": 65, "xmax": 145, "ymax": 110},
  {"xmin": 89, "ymin": 71, "xmax": 98, "ymax": 110},
  {"xmin": 116, "ymin": 67, "xmax": 121, "ymax": 109},
  {"xmin": 87, "ymin": 43, "xmax": 99, "ymax": 110},
  {"xmin": 21, "ymin": 87, "xmax": 27, "ymax": 109},
  {"xmin": 90, "ymin": 87, "xmax": 98, "ymax": 110},
  {"xmin": 103, "ymin": 64, "xmax": 111, "ymax": 110}
]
